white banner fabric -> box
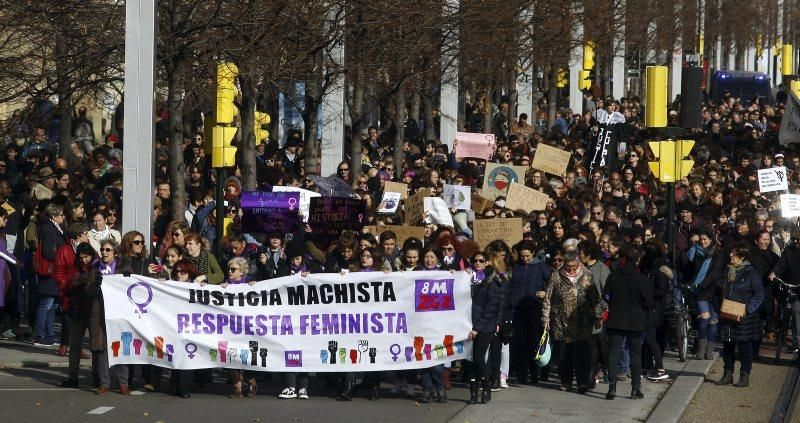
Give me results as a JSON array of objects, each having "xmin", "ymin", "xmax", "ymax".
[{"xmin": 102, "ymin": 271, "xmax": 473, "ymax": 371}]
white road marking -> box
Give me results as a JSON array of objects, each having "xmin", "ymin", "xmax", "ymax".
[
  {"xmin": 87, "ymin": 407, "xmax": 114, "ymax": 415},
  {"xmin": 130, "ymin": 390, "xmax": 146, "ymax": 396}
]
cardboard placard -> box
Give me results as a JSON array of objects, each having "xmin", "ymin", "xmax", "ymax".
[
  {"xmin": 757, "ymin": 166, "xmax": 789, "ymax": 193},
  {"xmin": 367, "ymin": 225, "xmax": 426, "ymax": 246},
  {"xmin": 404, "ymin": 188, "xmax": 430, "ymax": 225},
  {"xmin": 471, "ymin": 191, "xmax": 494, "ymax": 214},
  {"xmin": 504, "ymin": 182, "xmax": 549, "ymax": 214},
  {"xmin": 455, "ymin": 132, "xmax": 496, "ymax": 160},
  {"xmin": 482, "ymin": 163, "xmax": 527, "ymax": 199},
  {"xmin": 384, "ymin": 181, "xmax": 409, "ymax": 199},
  {"xmin": 473, "ymin": 218, "xmax": 523, "ymax": 250},
  {"xmin": 531, "ymin": 143, "xmax": 571, "ymax": 176},
  {"xmin": 443, "ymin": 184, "xmax": 471, "ymax": 210}
]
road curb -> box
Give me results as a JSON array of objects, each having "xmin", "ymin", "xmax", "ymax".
[
  {"xmin": 646, "ymin": 354, "xmax": 717, "ymax": 423},
  {"xmin": 1, "ymin": 361, "xmax": 91, "ymax": 369}
]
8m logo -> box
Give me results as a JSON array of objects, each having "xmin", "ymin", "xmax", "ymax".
[
  {"xmin": 414, "ymin": 279, "xmax": 455, "ymax": 312},
  {"xmin": 284, "ymin": 350, "xmax": 303, "ymax": 367}
]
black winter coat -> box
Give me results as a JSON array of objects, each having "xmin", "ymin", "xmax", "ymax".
[
  {"xmin": 718, "ymin": 264, "xmax": 764, "ymax": 342},
  {"xmin": 603, "ymin": 264, "xmax": 653, "ymax": 332},
  {"xmin": 38, "ymin": 220, "xmax": 66, "ymax": 296},
  {"xmin": 471, "ymin": 267, "xmax": 509, "ymax": 334},
  {"xmin": 680, "ymin": 247, "xmax": 726, "ymax": 301},
  {"xmin": 773, "ymin": 245, "xmax": 800, "ymax": 284},
  {"xmin": 749, "ymin": 248, "xmax": 778, "ymax": 315},
  {"xmin": 646, "ymin": 261, "xmax": 671, "ymax": 327}
]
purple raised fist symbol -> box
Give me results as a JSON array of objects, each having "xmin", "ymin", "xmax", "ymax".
[
  {"xmin": 423, "ymin": 344, "xmax": 432, "ymax": 360},
  {"xmin": 165, "ymin": 344, "xmax": 174, "ymax": 362},
  {"xmin": 404, "ymin": 346, "xmax": 414, "ymax": 362},
  {"xmin": 133, "ymin": 338, "xmax": 143, "ymax": 355}
]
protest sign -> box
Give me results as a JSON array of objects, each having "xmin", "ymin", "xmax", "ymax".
[
  {"xmin": 781, "ymin": 194, "xmax": 800, "ymax": 218},
  {"xmin": 780, "ymin": 91, "xmax": 800, "ymax": 146},
  {"xmin": 424, "ymin": 197, "xmax": 455, "ymax": 227},
  {"xmin": 455, "ymin": 132, "xmax": 496, "ymax": 160},
  {"xmin": 367, "ymin": 225, "xmax": 426, "ymax": 246},
  {"xmin": 405, "ymin": 188, "xmax": 430, "ymax": 225},
  {"xmin": 271, "ymin": 186, "xmax": 320, "ymax": 222},
  {"xmin": 240, "ymin": 191, "xmax": 301, "ymax": 234},
  {"xmin": 103, "ymin": 272, "xmax": 472, "ymax": 371},
  {"xmin": 308, "ymin": 197, "xmax": 366, "ymax": 238},
  {"xmin": 307, "ymin": 175, "xmax": 355, "ymax": 197},
  {"xmin": 473, "ymin": 218, "xmax": 523, "ymax": 250},
  {"xmin": 443, "ymin": 185, "xmax": 471, "ymax": 210},
  {"xmin": 504, "ymin": 182, "xmax": 549, "ymax": 214},
  {"xmin": 471, "ymin": 191, "xmax": 494, "ymax": 214},
  {"xmin": 531, "ymin": 143, "xmax": 571, "ymax": 176},
  {"xmin": 757, "ymin": 166, "xmax": 789, "ymax": 193},
  {"xmin": 378, "ymin": 192, "xmax": 401, "ymax": 214},
  {"xmin": 384, "ymin": 181, "xmax": 409, "ymax": 200},
  {"xmin": 482, "ymin": 163, "xmax": 527, "ymax": 199}
]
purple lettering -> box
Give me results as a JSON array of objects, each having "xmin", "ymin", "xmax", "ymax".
[
  {"xmin": 299, "ymin": 314, "xmax": 309, "ymax": 335},
  {"xmin": 280, "ymin": 315, "xmax": 293, "ymax": 335},
  {"xmin": 311, "ymin": 314, "xmax": 320, "ymax": 335},
  {"xmin": 255, "ymin": 315, "xmax": 268, "ymax": 336},
  {"xmin": 216, "ymin": 314, "xmax": 229, "ymax": 334},
  {"xmin": 176, "ymin": 314, "xmax": 189, "ymax": 333},
  {"xmin": 244, "ymin": 316, "xmax": 254, "ymax": 335}
]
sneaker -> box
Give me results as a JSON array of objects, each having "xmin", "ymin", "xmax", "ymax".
[
  {"xmin": 499, "ymin": 376, "xmax": 509, "ymax": 389},
  {"xmin": 391, "ymin": 380, "xmax": 402, "ymax": 394},
  {"xmin": 1, "ymin": 329, "xmax": 16, "ymax": 339},
  {"xmin": 278, "ymin": 387, "xmax": 297, "ymax": 399},
  {"xmin": 615, "ymin": 374, "xmax": 627, "ymax": 382},
  {"xmin": 297, "ymin": 388, "xmax": 308, "ymax": 399},
  {"xmin": 34, "ymin": 339, "xmax": 55, "ymax": 348},
  {"xmin": 404, "ymin": 384, "xmax": 415, "ymax": 397},
  {"xmin": 647, "ymin": 370, "xmax": 669, "ymax": 381}
]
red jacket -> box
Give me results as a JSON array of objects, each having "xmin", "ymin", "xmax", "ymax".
[{"xmin": 52, "ymin": 243, "xmax": 78, "ymax": 310}]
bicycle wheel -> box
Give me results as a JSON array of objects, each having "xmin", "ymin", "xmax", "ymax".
[{"xmin": 776, "ymin": 312, "xmax": 785, "ymax": 360}]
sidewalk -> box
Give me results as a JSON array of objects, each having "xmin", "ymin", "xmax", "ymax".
[
  {"xmin": 449, "ymin": 351, "xmax": 710, "ymax": 423},
  {"xmin": 0, "ymin": 338, "xmax": 81, "ymax": 368}
]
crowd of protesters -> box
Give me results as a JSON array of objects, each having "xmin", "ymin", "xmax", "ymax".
[{"xmin": 0, "ymin": 87, "xmax": 797, "ymax": 402}]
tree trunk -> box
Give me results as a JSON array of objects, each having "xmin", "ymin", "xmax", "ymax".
[
  {"xmin": 421, "ymin": 76, "xmax": 435, "ymax": 141},
  {"xmin": 349, "ymin": 68, "xmax": 365, "ymax": 180},
  {"xmin": 303, "ymin": 72, "xmax": 321, "ymax": 176},
  {"xmin": 391, "ymin": 88, "xmax": 406, "ymax": 179},
  {"xmin": 409, "ymin": 86, "xmax": 421, "ymax": 128},
  {"xmin": 57, "ymin": 92, "xmax": 73, "ymax": 161},
  {"xmin": 547, "ymin": 68, "xmax": 557, "ymax": 130},
  {"xmin": 167, "ymin": 64, "xmax": 186, "ymax": 223},
  {"xmin": 239, "ymin": 76, "xmax": 257, "ymax": 190},
  {"xmin": 506, "ymin": 66, "xmax": 518, "ymax": 131}
]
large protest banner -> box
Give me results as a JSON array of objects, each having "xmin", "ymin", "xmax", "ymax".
[
  {"xmin": 240, "ymin": 191, "xmax": 301, "ymax": 234},
  {"xmin": 454, "ymin": 132, "xmax": 496, "ymax": 160},
  {"xmin": 308, "ymin": 197, "xmax": 366, "ymax": 238},
  {"xmin": 104, "ymin": 272, "xmax": 472, "ymax": 371}
]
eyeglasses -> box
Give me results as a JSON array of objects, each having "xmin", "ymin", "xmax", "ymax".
[
  {"xmin": 473, "ymin": 258, "xmax": 486, "ymax": 263},
  {"xmin": 338, "ymin": 167, "xmax": 349, "ymax": 172},
  {"xmin": 132, "ymin": 240, "xmax": 144, "ymax": 245},
  {"xmin": 100, "ymin": 248, "xmax": 114, "ymax": 253},
  {"xmin": 629, "ymin": 154, "xmax": 638, "ymax": 158},
  {"xmin": 361, "ymin": 254, "xmax": 372, "ymax": 259},
  {"xmin": 228, "ymin": 267, "xmax": 240, "ymax": 272},
  {"xmin": 443, "ymin": 247, "xmax": 454, "ymax": 252}
]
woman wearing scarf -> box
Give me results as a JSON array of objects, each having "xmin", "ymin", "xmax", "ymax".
[
  {"xmin": 716, "ymin": 244, "xmax": 764, "ymax": 388},
  {"xmin": 184, "ymin": 232, "xmax": 224, "ymax": 285},
  {"xmin": 337, "ymin": 246, "xmax": 388, "ymax": 401},
  {"xmin": 680, "ymin": 228, "xmax": 725, "ymax": 359},
  {"xmin": 542, "ymin": 250, "xmax": 603, "ymax": 393},
  {"xmin": 277, "ymin": 239, "xmax": 320, "ymax": 400},
  {"xmin": 87, "ymin": 210, "xmax": 121, "ymax": 255},
  {"xmin": 221, "ymin": 257, "xmax": 260, "ymax": 398}
]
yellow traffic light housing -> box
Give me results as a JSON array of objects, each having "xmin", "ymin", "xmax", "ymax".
[
  {"xmin": 781, "ymin": 44, "xmax": 794, "ymax": 76},
  {"xmin": 648, "ymin": 140, "xmax": 694, "ymax": 183},
  {"xmin": 215, "ymin": 62, "xmax": 239, "ymax": 125},
  {"xmin": 254, "ymin": 111, "xmax": 270, "ymax": 142},
  {"xmin": 211, "ymin": 126, "xmax": 238, "ymax": 168},
  {"xmin": 579, "ymin": 70, "xmax": 591, "ymax": 90},
  {"xmin": 556, "ymin": 68, "xmax": 567, "ymax": 88},
  {"xmin": 645, "ymin": 66, "xmax": 668, "ymax": 128},
  {"xmin": 583, "ymin": 41, "xmax": 595, "ymax": 71}
]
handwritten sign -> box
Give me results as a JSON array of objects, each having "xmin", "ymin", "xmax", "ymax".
[
  {"xmin": 758, "ymin": 166, "xmax": 789, "ymax": 193},
  {"xmin": 367, "ymin": 225, "xmax": 426, "ymax": 246},
  {"xmin": 473, "ymin": 218, "xmax": 523, "ymax": 250},
  {"xmin": 781, "ymin": 194, "xmax": 800, "ymax": 218},
  {"xmin": 505, "ymin": 182, "xmax": 549, "ymax": 214},
  {"xmin": 483, "ymin": 163, "xmax": 527, "ymax": 199},
  {"xmin": 424, "ymin": 197, "xmax": 454, "ymax": 227},
  {"xmin": 780, "ymin": 91, "xmax": 800, "ymax": 146},
  {"xmin": 384, "ymin": 181, "xmax": 409, "ymax": 199},
  {"xmin": 271, "ymin": 186, "xmax": 320, "ymax": 222},
  {"xmin": 443, "ymin": 184, "xmax": 471, "ymax": 210},
  {"xmin": 531, "ymin": 143, "xmax": 571, "ymax": 176},
  {"xmin": 404, "ymin": 188, "xmax": 430, "ymax": 226},
  {"xmin": 240, "ymin": 191, "xmax": 301, "ymax": 234},
  {"xmin": 308, "ymin": 197, "xmax": 366, "ymax": 238},
  {"xmin": 455, "ymin": 132, "xmax": 496, "ymax": 160}
]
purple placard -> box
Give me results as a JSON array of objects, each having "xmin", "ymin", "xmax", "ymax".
[
  {"xmin": 284, "ymin": 350, "xmax": 303, "ymax": 367},
  {"xmin": 308, "ymin": 197, "xmax": 367, "ymax": 238},
  {"xmin": 414, "ymin": 279, "xmax": 455, "ymax": 312},
  {"xmin": 241, "ymin": 207, "xmax": 299, "ymax": 234},
  {"xmin": 240, "ymin": 191, "xmax": 300, "ymax": 210}
]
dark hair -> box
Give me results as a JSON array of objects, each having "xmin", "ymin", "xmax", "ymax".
[
  {"xmin": 577, "ymin": 241, "xmax": 602, "ymax": 261},
  {"xmin": 172, "ymin": 259, "xmax": 199, "ymax": 281},
  {"xmin": 74, "ymin": 242, "xmax": 96, "ymax": 269},
  {"xmin": 729, "ymin": 243, "xmax": 750, "ymax": 258},
  {"xmin": 357, "ymin": 246, "xmax": 385, "ymax": 272}
]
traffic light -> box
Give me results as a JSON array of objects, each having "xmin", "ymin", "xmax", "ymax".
[
  {"xmin": 579, "ymin": 70, "xmax": 591, "ymax": 90},
  {"xmin": 645, "ymin": 66, "xmax": 668, "ymax": 128},
  {"xmin": 210, "ymin": 126, "xmax": 237, "ymax": 168},
  {"xmin": 583, "ymin": 41, "xmax": 595, "ymax": 71},
  {"xmin": 215, "ymin": 62, "xmax": 238, "ymax": 125},
  {"xmin": 254, "ymin": 111, "xmax": 270, "ymax": 142},
  {"xmin": 781, "ymin": 44, "xmax": 794, "ymax": 76},
  {"xmin": 556, "ymin": 68, "xmax": 567, "ymax": 88},
  {"xmin": 648, "ymin": 140, "xmax": 694, "ymax": 183},
  {"xmin": 790, "ymin": 80, "xmax": 800, "ymax": 98}
]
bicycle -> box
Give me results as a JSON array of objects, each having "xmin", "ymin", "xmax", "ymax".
[
  {"xmin": 773, "ymin": 277, "xmax": 800, "ymax": 360},
  {"xmin": 673, "ymin": 284, "xmax": 697, "ymax": 362}
]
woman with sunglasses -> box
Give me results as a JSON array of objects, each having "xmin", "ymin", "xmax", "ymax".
[
  {"xmin": 157, "ymin": 221, "xmax": 189, "ymax": 259},
  {"xmin": 106, "ymin": 208, "xmax": 120, "ymax": 231},
  {"xmin": 437, "ymin": 234, "xmax": 465, "ymax": 271},
  {"xmin": 165, "ymin": 259, "xmax": 201, "ymax": 397},
  {"xmin": 221, "ymin": 257, "xmax": 260, "ymax": 398}
]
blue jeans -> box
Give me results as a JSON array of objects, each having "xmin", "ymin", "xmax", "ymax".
[
  {"xmin": 35, "ymin": 295, "xmax": 57, "ymax": 342},
  {"xmin": 617, "ymin": 337, "xmax": 630, "ymax": 375},
  {"xmin": 696, "ymin": 300, "xmax": 718, "ymax": 342}
]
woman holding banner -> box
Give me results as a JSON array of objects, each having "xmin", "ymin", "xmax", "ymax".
[
  {"xmin": 184, "ymin": 232, "xmax": 224, "ymax": 285},
  {"xmin": 222, "ymin": 257, "xmax": 261, "ymax": 398}
]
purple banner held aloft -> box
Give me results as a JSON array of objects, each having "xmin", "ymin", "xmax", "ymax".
[
  {"xmin": 240, "ymin": 191, "xmax": 301, "ymax": 210},
  {"xmin": 241, "ymin": 207, "xmax": 300, "ymax": 234},
  {"xmin": 308, "ymin": 197, "xmax": 367, "ymax": 238}
]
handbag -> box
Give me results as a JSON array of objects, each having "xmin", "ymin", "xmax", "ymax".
[
  {"xmin": 720, "ymin": 298, "xmax": 746, "ymax": 322},
  {"xmin": 535, "ymin": 331, "xmax": 551, "ymax": 367}
]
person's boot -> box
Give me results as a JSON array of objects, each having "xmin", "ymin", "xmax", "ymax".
[
  {"xmin": 605, "ymin": 381, "xmax": 616, "ymax": 400},
  {"xmin": 480, "ymin": 378, "xmax": 492, "ymax": 404},
  {"xmin": 419, "ymin": 388, "xmax": 432, "ymax": 403},
  {"xmin": 443, "ymin": 368, "xmax": 452, "ymax": 390},
  {"xmin": 630, "ymin": 385, "xmax": 644, "ymax": 399},
  {"xmin": 734, "ymin": 371, "xmax": 750, "ymax": 388},
  {"xmin": 716, "ymin": 369, "xmax": 734, "ymax": 386},
  {"xmin": 705, "ymin": 341, "xmax": 715, "ymax": 360},
  {"xmin": 467, "ymin": 379, "xmax": 479, "ymax": 404},
  {"xmin": 435, "ymin": 388, "xmax": 447, "ymax": 403},
  {"xmin": 695, "ymin": 339, "xmax": 708, "ymax": 360},
  {"xmin": 368, "ymin": 382, "xmax": 380, "ymax": 401},
  {"xmin": 336, "ymin": 381, "xmax": 354, "ymax": 401}
]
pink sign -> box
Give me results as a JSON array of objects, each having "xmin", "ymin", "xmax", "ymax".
[{"xmin": 455, "ymin": 132, "xmax": 495, "ymax": 160}]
